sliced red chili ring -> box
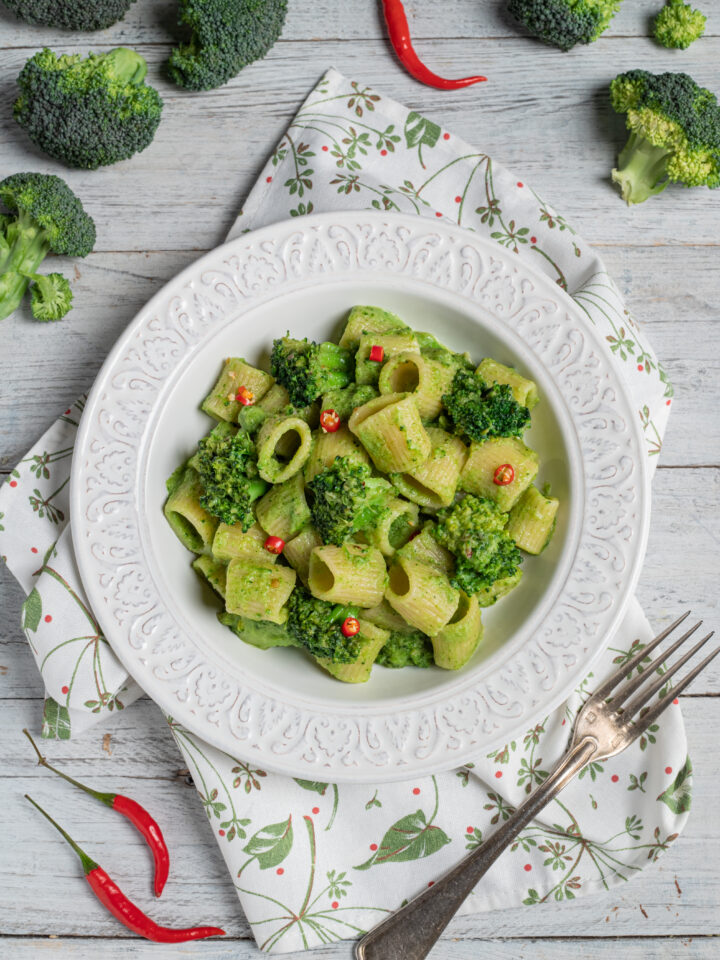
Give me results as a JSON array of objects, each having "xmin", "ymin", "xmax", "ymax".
[
  {"xmin": 319, "ymin": 408, "xmax": 341, "ymax": 433},
  {"xmin": 369, "ymin": 345, "xmax": 385, "ymax": 363},
  {"xmin": 341, "ymin": 616, "xmax": 360, "ymax": 638},
  {"xmin": 493, "ymin": 463, "xmax": 515, "ymax": 486},
  {"xmin": 235, "ymin": 386, "xmax": 255, "ymax": 406},
  {"xmin": 264, "ymin": 535, "xmax": 285, "ymax": 555}
]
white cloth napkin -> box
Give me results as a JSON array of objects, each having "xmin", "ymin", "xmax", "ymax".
[{"xmin": 0, "ymin": 69, "xmax": 690, "ymax": 953}]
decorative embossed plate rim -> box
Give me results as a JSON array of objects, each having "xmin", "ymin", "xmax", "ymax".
[{"xmin": 71, "ymin": 212, "xmax": 649, "ymax": 782}]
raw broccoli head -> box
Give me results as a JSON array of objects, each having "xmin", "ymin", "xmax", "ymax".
[
  {"xmin": 653, "ymin": 0, "xmax": 706, "ymax": 50},
  {"xmin": 29, "ymin": 273, "xmax": 73, "ymax": 322},
  {"xmin": 195, "ymin": 428, "xmax": 268, "ymax": 530},
  {"xmin": 610, "ymin": 70, "xmax": 720, "ymax": 204},
  {"xmin": 308, "ymin": 456, "xmax": 393, "ymax": 546},
  {"xmin": 286, "ymin": 587, "xmax": 361, "ymax": 664},
  {"xmin": 0, "ymin": 173, "xmax": 95, "ymax": 322},
  {"xmin": 507, "ymin": 0, "xmax": 621, "ymax": 51},
  {"xmin": 167, "ymin": 0, "xmax": 288, "ymax": 92},
  {"xmin": 14, "ymin": 48, "xmax": 163, "ymax": 170},
  {"xmin": 271, "ymin": 335, "xmax": 352, "ymax": 407},
  {"xmin": 432, "ymin": 495, "xmax": 523, "ymax": 595},
  {"xmin": 443, "ymin": 369, "xmax": 530, "ymax": 442},
  {"xmin": 1, "ymin": 0, "xmax": 135, "ymax": 30},
  {"xmin": 375, "ymin": 630, "xmax": 433, "ymax": 668}
]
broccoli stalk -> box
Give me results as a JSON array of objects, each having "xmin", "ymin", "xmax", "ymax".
[
  {"xmin": 308, "ymin": 456, "xmax": 393, "ymax": 546},
  {"xmin": 195, "ymin": 427, "xmax": 268, "ymax": 530},
  {"xmin": 286, "ymin": 587, "xmax": 361, "ymax": 664},
  {"xmin": 1, "ymin": 0, "xmax": 136, "ymax": 31},
  {"xmin": 610, "ymin": 70, "xmax": 720, "ymax": 204},
  {"xmin": 14, "ymin": 47, "xmax": 163, "ymax": 170},
  {"xmin": 0, "ymin": 173, "xmax": 95, "ymax": 322},
  {"xmin": 653, "ymin": 0, "xmax": 706, "ymax": 50},
  {"xmin": 271, "ymin": 336, "xmax": 353, "ymax": 407}
]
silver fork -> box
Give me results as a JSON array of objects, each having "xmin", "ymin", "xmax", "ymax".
[{"xmin": 356, "ymin": 611, "xmax": 718, "ymax": 960}]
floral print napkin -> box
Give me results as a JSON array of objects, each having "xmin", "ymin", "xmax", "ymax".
[{"xmin": 0, "ymin": 69, "xmax": 689, "ymax": 953}]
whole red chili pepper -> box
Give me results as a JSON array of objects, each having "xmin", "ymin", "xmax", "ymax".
[
  {"xmin": 381, "ymin": 0, "xmax": 487, "ymax": 90},
  {"xmin": 25, "ymin": 795, "xmax": 225, "ymax": 943},
  {"xmin": 23, "ymin": 728, "xmax": 169, "ymax": 897}
]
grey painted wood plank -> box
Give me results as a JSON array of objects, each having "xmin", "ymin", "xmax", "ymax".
[
  {"xmin": 0, "ymin": 247, "xmax": 718, "ymax": 468},
  {"xmin": 0, "ymin": 694, "xmax": 717, "ymax": 939},
  {"xmin": 1, "ymin": 0, "xmax": 718, "ymax": 46},
  {"xmin": 0, "ymin": 40, "xmax": 719, "ymax": 254},
  {"xmin": 0, "ymin": 938, "xmax": 717, "ymax": 960}
]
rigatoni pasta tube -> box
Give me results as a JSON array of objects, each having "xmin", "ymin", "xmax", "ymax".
[
  {"xmin": 432, "ymin": 593, "xmax": 483, "ymax": 670},
  {"xmin": 378, "ymin": 351, "xmax": 456, "ymax": 420},
  {"xmin": 308, "ymin": 543, "xmax": 387, "ymax": 607},
  {"xmin": 355, "ymin": 331, "xmax": 419, "ymax": 385},
  {"xmin": 255, "ymin": 414, "xmax": 312, "ymax": 483},
  {"xmin": 338, "ymin": 305, "xmax": 407, "ymax": 350},
  {"xmin": 255, "ymin": 473, "xmax": 310, "ymax": 541},
  {"xmin": 363, "ymin": 497, "xmax": 419, "ymax": 557},
  {"xmin": 506, "ymin": 486, "xmax": 559, "ymax": 554},
  {"xmin": 192, "ymin": 554, "xmax": 227, "ymax": 598},
  {"xmin": 212, "ymin": 522, "xmax": 276, "ymax": 563},
  {"xmin": 385, "ymin": 557, "xmax": 459, "ymax": 636},
  {"xmin": 303, "ymin": 425, "xmax": 369, "ymax": 482},
  {"xmin": 225, "ymin": 559, "xmax": 296, "ymax": 624},
  {"xmin": 164, "ymin": 466, "xmax": 218, "ymax": 553},
  {"xmin": 396, "ymin": 523, "xmax": 454, "ymax": 575},
  {"xmin": 476, "ymin": 358, "xmax": 538, "ymax": 410},
  {"xmin": 201, "ymin": 358, "xmax": 274, "ymax": 422},
  {"xmin": 349, "ymin": 393, "xmax": 431, "ymax": 474},
  {"xmin": 390, "ymin": 428, "xmax": 467, "ymax": 509},
  {"xmin": 316, "ymin": 620, "xmax": 390, "ymax": 683},
  {"xmin": 283, "ymin": 525, "xmax": 323, "ymax": 585},
  {"xmin": 460, "ymin": 437, "xmax": 539, "ymax": 511}
]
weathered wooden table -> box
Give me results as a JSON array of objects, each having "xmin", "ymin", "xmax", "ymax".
[{"xmin": 1, "ymin": 1, "xmax": 718, "ymax": 956}]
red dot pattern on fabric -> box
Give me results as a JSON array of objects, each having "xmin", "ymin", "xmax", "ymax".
[
  {"xmin": 443, "ymin": 133, "xmax": 450, "ymax": 140},
  {"xmin": 637, "ymin": 364, "xmax": 644, "ymax": 371},
  {"xmin": 517, "ymin": 181, "xmax": 523, "ymax": 187},
  {"xmin": 322, "ymin": 145, "xmax": 329, "ymax": 151},
  {"xmin": 611, "ymin": 774, "xmax": 619, "ymax": 783},
  {"xmin": 31, "ymin": 547, "xmax": 38, "ymax": 554},
  {"xmin": 495, "ymin": 770, "xmax": 503, "ymax": 779},
  {"xmin": 530, "ymin": 236, "xmax": 537, "ymax": 244},
  {"xmin": 65, "ymin": 409, "xmax": 71, "ymax": 415},
  {"xmin": 665, "ymin": 766, "xmax": 673, "ymax": 775},
  {"xmin": 381, "ymin": 149, "xmax": 388, "ymax": 156},
  {"xmin": 455, "ymin": 196, "xmax": 462, "ymax": 203},
  {"xmin": 332, "ymin": 901, "xmax": 339, "ymax": 909},
  {"xmin": 427, "ymin": 881, "xmax": 435, "ymax": 887},
  {"xmin": 370, "ymin": 843, "xmax": 378, "ymax": 851},
  {"xmin": 44, "ymin": 615, "xmax": 52, "ymax": 623},
  {"xmin": 673, "ymin": 698, "xmax": 679, "ymax": 704},
  {"xmin": 9, "ymin": 480, "xmax": 17, "ymax": 488},
  {"xmin": 524, "ymin": 864, "xmax": 532, "ymax": 872},
  {"xmin": 276, "ymin": 868, "xmax": 284, "ymax": 875},
  {"xmin": 666, "ymin": 399, "xmax": 672, "ymax": 406},
  {"xmin": 61, "ymin": 685, "xmax": 69, "ymax": 694},
  {"xmin": 435, "ymin": 212, "xmax": 442, "ymax": 218},
  {"xmin": 466, "ymin": 826, "xmax": 473, "ymax": 833},
  {"xmin": 266, "ymin": 176, "xmax": 272, "ymax": 183},
  {"xmin": 312, "ymin": 807, "xmax": 319, "ymax": 815},
  {"xmin": 412, "ymin": 787, "xmax": 420, "ymax": 795},
  {"xmin": 219, "ymin": 829, "xmax": 225, "ymax": 836}
]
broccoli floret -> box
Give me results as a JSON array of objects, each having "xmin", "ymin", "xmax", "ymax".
[
  {"xmin": 0, "ymin": 173, "xmax": 95, "ymax": 323},
  {"xmin": 308, "ymin": 456, "xmax": 393, "ymax": 546},
  {"xmin": 195, "ymin": 428, "xmax": 268, "ymax": 530},
  {"xmin": 508, "ymin": 0, "xmax": 621, "ymax": 51},
  {"xmin": 1, "ymin": 0, "xmax": 135, "ymax": 30},
  {"xmin": 321, "ymin": 384, "xmax": 379, "ymax": 421},
  {"xmin": 653, "ymin": 0, "xmax": 706, "ymax": 49},
  {"xmin": 14, "ymin": 48, "xmax": 163, "ymax": 171},
  {"xmin": 28, "ymin": 273, "xmax": 73, "ymax": 322},
  {"xmin": 432, "ymin": 495, "xmax": 523, "ymax": 595},
  {"xmin": 376, "ymin": 630, "xmax": 434, "ymax": 669},
  {"xmin": 271, "ymin": 336, "xmax": 353, "ymax": 407},
  {"xmin": 610, "ymin": 70, "xmax": 720, "ymax": 204},
  {"xmin": 286, "ymin": 587, "xmax": 361, "ymax": 664},
  {"xmin": 167, "ymin": 0, "xmax": 288, "ymax": 92},
  {"xmin": 443, "ymin": 369, "xmax": 530, "ymax": 442}
]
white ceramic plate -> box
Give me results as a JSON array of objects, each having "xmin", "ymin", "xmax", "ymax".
[{"xmin": 71, "ymin": 212, "xmax": 649, "ymax": 782}]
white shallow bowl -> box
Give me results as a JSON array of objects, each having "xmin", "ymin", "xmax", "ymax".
[{"xmin": 71, "ymin": 212, "xmax": 649, "ymax": 782}]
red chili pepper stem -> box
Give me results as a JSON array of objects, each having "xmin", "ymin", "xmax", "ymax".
[
  {"xmin": 23, "ymin": 728, "xmax": 170, "ymax": 897},
  {"xmin": 23, "ymin": 728, "xmax": 112, "ymax": 807},
  {"xmin": 381, "ymin": 0, "xmax": 487, "ymax": 91},
  {"xmin": 25, "ymin": 794, "xmax": 98, "ymax": 875}
]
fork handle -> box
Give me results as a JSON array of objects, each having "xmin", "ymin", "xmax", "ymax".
[{"xmin": 355, "ymin": 737, "xmax": 597, "ymax": 960}]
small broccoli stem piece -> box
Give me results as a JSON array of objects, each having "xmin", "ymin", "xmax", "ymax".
[
  {"xmin": 316, "ymin": 342, "xmax": 352, "ymax": 390},
  {"xmin": 0, "ymin": 210, "xmax": 51, "ymax": 321},
  {"xmin": 612, "ymin": 131, "xmax": 672, "ymax": 205},
  {"xmin": 28, "ymin": 272, "xmax": 73, "ymax": 322}
]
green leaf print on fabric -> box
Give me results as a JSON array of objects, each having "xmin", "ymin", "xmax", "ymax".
[
  {"xmin": 240, "ymin": 815, "xmax": 294, "ymax": 874},
  {"xmin": 657, "ymin": 757, "xmax": 693, "ymax": 814},
  {"xmin": 404, "ymin": 111, "xmax": 440, "ymax": 169},
  {"xmin": 355, "ymin": 778, "xmax": 450, "ymax": 870},
  {"xmin": 41, "ymin": 695, "xmax": 71, "ymax": 740},
  {"xmin": 294, "ymin": 779, "xmax": 339, "ymax": 831},
  {"xmin": 22, "ymin": 587, "xmax": 42, "ymax": 632}
]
